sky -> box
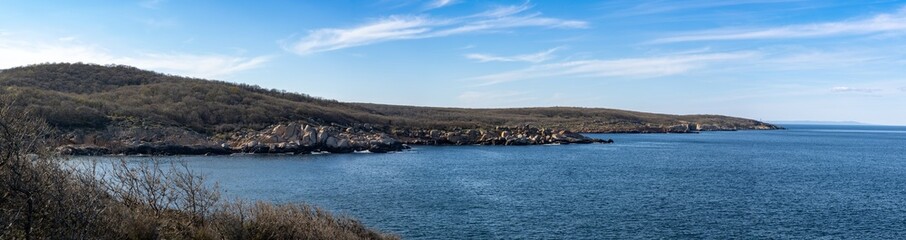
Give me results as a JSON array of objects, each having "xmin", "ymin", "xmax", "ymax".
[{"xmin": 1, "ymin": 0, "xmax": 905, "ymax": 125}]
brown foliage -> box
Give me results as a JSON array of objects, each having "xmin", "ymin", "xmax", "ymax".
[
  {"xmin": 0, "ymin": 63, "xmax": 775, "ymax": 134},
  {"xmin": 0, "ymin": 101, "xmax": 397, "ymax": 239}
]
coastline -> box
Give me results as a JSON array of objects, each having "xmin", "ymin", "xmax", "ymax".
[{"xmin": 55, "ymin": 123, "xmax": 784, "ymax": 156}]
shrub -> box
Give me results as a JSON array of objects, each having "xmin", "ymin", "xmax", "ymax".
[{"xmin": 0, "ymin": 102, "xmax": 398, "ymax": 239}]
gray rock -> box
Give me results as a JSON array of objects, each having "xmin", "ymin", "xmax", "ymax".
[
  {"xmin": 301, "ymin": 125, "xmax": 317, "ymax": 146},
  {"xmin": 271, "ymin": 125, "xmax": 287, "ymax": 140},
  {"xmin": 317, "ymin": 128, "xmax": 330, "ymax": 144},
  {"xmin": 284, "ymin": 122, "xmax": 301, "ymax": 140},
  {"xmin": 325, "ymin": 136, "xmax": 339, "ymax": 148},
  {"xmin": 429, "ymin": 130, "xmax": 441, "ymax": 139},
  {"xmin": 337, "ymin": 139, "xmax": 351, "ymax": 148}
]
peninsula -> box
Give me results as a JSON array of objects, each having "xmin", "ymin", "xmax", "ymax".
[{"xmin": 0, "ymin": 63, "xmax": 780, "ymax": 155}]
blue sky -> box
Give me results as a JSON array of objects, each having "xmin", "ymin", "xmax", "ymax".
[{"xmin": 2, "ymin": 0, "xmax": 906, "ymax": 125}]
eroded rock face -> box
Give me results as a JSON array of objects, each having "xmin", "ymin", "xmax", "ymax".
[
  {"xmin": 302, "ymin": 125, "xmax": 317, "ymax": 146},
  {"xmin": 316, "ymin": 127, "xmax": 330, "ymax": 145},
  {"xmin": 229, "ymin": 123, "xmax": 407, "ymax": 154},
  {"xmin": 55, "ymin": 122, "xmax": 232, "ymax": 155},
  {"xmin": 57, "ymin": 121, "xmax": 613, "ymax": 156},
  {"xmin": 396, "ymin": 125, "xmax": 612, "ymax": 146}
]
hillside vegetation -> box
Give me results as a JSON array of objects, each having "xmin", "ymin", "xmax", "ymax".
[
  {"xmin": 0, "ymin": 105, "xmax": 397, "ymax": 239},
  {"xmin": 0, "ymin": 63, "xmax": 777, "ymax": 135}
]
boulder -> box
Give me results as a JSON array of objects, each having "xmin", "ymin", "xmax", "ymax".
[
  {"xmin": 666, "ymin": 124, "xmax": 691, "ymax": 133},
  {"xmin": 465, "ymin": 129, "xmax": 480, "ymax": 138},
  {"xmin": 445, "ymin": 132, "xmax": 470, "ymax": 145},
  {"xmin": 283, "ymin": 122, "xmax": 301, "ymax": 140},
  {"xmin": 317, "ymin": 127, "xmax": 330, "ymax": 144},
  {"xmin": 325, "ymin": 136, "xmax": 339, "ymax": 148},
  {"xmin": 271, "ymin": 125, "xmax": 287, "ymax": 139},
  {"xmin": 429, "ymin": 130, "xmax": 442, "ymax": 139},
  {"xmin": 336, "ymin": 139, "xmax": 351, "ymax": 149},
  {"xmin": 301, "ymin": 125, "xmax": 317, "ymax": 146}
]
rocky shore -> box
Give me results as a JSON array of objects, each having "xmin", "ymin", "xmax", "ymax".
[
  {"xmin": 56, "ymin": 122, "xmax": 613, "ymax": 156},
  {"xmin": 6, "ymin": 64, "xmax": 784, "ymax": 157}
]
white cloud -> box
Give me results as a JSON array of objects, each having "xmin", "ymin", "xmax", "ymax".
[
  {"xmin": 285, "ymin": 4, "xmax": 587, "ymax": 55},
  {"xmin": 465, "ymin": 47, "xmax": 560, "ymax": 63},
  {"xmin": 0, "ymin": 37, "xmax": 270, "ymax": 78},
  {"xmin": 457, "ymin": 90, "xmax": 537, "ymax": 104},
  {"xmin": 118, "ymin": 53, "xmax": 272, "ymax": 78},
  {"xmin": 141, "ymin": 18, "xmax": 178, "ymax": 28},
  {"xmin": 456, "ymin": 90, "xmax": 605, "ymax": 107},
  {"xmin": 425, "ymin": 0, "xmax": 459, "ymax": 10},
  {"xmin": 287, "ymin": 16, "xmax": 436, "ymax": 55},
  {"xmin": 58, "ymin": 36, "xmax": 77, "ymax": 42},
  {"xmin": 470, "ymin": 51, "xmax": 758, "ymax": 85},
  {"xmin": 831, "ymin": 86, "xmax": 882, "ymax": 93},
  {"xmin": 771, "ymin": 51, "xmax": 881, "ymax": 64},
  {"xmin": 139, "ymin": 0, "xmax": 166, "ymax": 9},
  {"xmin": 755, "ymin": 50, "xmax": 892, "ymax": 71},
  {"xmin": 611, "ymin": 0, "xmax": 808, "ymax": 16},
  {"xmin": 652, "ymin": 7, "xmax": 906, "ymax": 43}
]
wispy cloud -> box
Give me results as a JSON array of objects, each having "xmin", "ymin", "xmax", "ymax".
[
  {"xmin": 610, "ymin": 0, "xmax": 807, "ymax": 16},
  {"xmin": 456, "ymin": 90, "xmax": 606, "ymax": 107},
  {"xmin": 465, "ymin": 47, "xmax": 561, "ymax": 63},
  {"xmin": 140, "ymin": 18, "xmax": 179, "ymax": 28},
  {"xmin": 119, "ymin": 53, "xmax": 272, "ymax": 78},
  {"xmin": 0, "ymin": 37, "xmax": 271, "ymax": 78},
  {"xmin": 285, "ymin": 4, "xmax": 587, "ymax": 55},
  {"xmin": 425, "ymin": 0, "xmax": 460, "ymax": 10},
  {"xmin": 58, "ymin": 36, "xmax": 77, "ymax": 42},
  {"xmin": 139, "ymin": 0, "xmax": 166, "ymax": 9},
  {"xmin": 457, "ymin": 90, "xmax": 538, "ymax": 104},
  {"xmin": 758, "ymin": 49, "xmax": 893, "ymax": 71},
  {"xmin": 651, "ymin": 6, "xmax": 906, "ymax": 43},
  {"xmin": 831, "ymin": 86, "xmax": 883, "ymax": 93},
  {"xmin": 470, "ymin": 51, "xmax": 758, "ymax": 86}
]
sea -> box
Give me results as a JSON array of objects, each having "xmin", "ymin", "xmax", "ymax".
[{"xmin": 93, "ymin": 124, "xmax": 906, "ymax": 239}]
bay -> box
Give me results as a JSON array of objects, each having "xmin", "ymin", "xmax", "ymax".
[{"xmin": 87, "ymin": 124, "xmax": 906, "ymax": 239}]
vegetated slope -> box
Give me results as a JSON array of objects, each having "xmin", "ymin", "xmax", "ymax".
[
  {"xmin": 0, "ymin": 63, "xmax": 778, "ymax": 135},
  {"xmin": 0, "ymin": 105, "xmax": 397, "ymax": 239}
]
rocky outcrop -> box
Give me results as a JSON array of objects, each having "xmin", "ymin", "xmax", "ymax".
[
  {"xmin": 222, "ymin": 123, "xmax": 614, "ymax": 155},
  {"xmin": 55, "ymin": 117, "xmax": 788, "ymax": 156},
  {"xmin": 229, "ymin": 124, "xmax": 406, "ymax": 154},
  {"xmin": 395, "ymin": 125, "xmax": 612, "ymax": 146},
  {"xmin": 56, "ymin": 122, "xmax": 613, "ymax": 156},
  {"xmin": 570, "ymin": 121, "xmax": 783, "ymax": 133},
  {"xmin": 55, "ymin": 122, "xmax": 231, "ymax": 156}
]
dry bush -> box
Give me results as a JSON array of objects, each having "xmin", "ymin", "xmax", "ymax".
[
  {"xmin": 0, "ymin": 101, "xmax": 114, "ymax": 239},
  {"xmin": 208, "ymin": 200, "xmax": 395, "ymax": 240},
  {"xmin": 99, "ymin": 160, "xmax": 398, "ymax": 240},
  {"xmin": 0, "ymin": 100, "xmax": 398, "ymax": 239}
]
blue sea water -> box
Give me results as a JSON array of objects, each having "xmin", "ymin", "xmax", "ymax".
[{"xmin": 99, "ymin": 125, "xmax": 906, "ymax": 239}]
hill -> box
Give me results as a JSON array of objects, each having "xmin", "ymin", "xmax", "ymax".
[{"xmin": 0, "ymin": 63, "xmax": 780, "ymax": 155}]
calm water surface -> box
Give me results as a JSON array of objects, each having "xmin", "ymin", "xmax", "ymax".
[{"xmin": 97, "ymin": 125, "xmax": 906, "ymax": 239}]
